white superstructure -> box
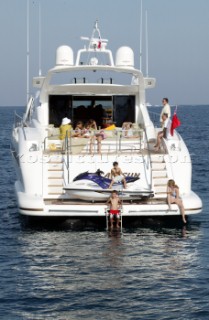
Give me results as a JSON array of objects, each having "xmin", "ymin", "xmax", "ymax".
[{"xmin": 11, "ymin": 21, "xmax": 202, "ymax": 224}]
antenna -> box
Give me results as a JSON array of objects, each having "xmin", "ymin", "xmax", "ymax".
[
  {"xmin": 38, "ymin": 1, "xmax": 42, "ymax": 76},
  {"xmin": 145, "ymin": 10, "xmax": 149, "ymax": 77},
  {"xmin": 26, "ymin": 0, "xmax": 30, "ymax": 103},
  {"xmin": 139, "ymin": 0, "xmax": 143, "ymax": 71}
]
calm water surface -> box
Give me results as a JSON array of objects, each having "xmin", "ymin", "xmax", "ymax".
[{"xmin": 0, "ymin": 106, "xmax": 209, "ymax": 320}]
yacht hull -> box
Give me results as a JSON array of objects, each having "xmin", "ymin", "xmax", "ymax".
[
  {"xmin": 16, "ymin": 179, "xmax": 202, "ymax": 218},
  {"xmin": 11, "ymin": 21, "xmax": 202, "ymax": 226}
]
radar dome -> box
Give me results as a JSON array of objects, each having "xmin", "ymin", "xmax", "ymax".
[
  {"xmin": 56, "ymin": 46, "xmax": 74, "ymax": 66},
  {"xmin": 115, "ymin": 46, "xmax": 134, "ymax": 67}
]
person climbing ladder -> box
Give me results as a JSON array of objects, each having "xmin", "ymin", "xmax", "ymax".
[{"xmin": 106, "ymin": 190, "xmax": 121, "ymax": 229}]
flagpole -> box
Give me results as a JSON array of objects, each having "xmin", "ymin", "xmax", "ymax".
[{"xmin": 170, "ymin": 106, "xmax": 181, "ymax": 136}]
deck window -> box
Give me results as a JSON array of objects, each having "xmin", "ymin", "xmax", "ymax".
[
  {"xmin": 113, "ymin": 96, "xmax": 135, "ymax": 126},
  {"xmin": 49, "ymin": 95, "xmax": 135, "ymax": 128}
]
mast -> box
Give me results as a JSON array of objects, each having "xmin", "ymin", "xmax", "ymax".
[
  {"xmin": 26, "ymin": 0, "xmax": 30, "ymax": 103},
  {"xmin": 38, "ymin": 1, "xmax": 42, "ymax": 76},
  {"xmin": 139, "ymin": 0, "xmax": 143, "ymax": 71},
  {"xmin": 145, "ymin": 10, "xmax": 149, "ymax": 77}
]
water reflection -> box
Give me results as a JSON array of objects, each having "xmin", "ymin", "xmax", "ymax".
[
  {"xmin": 105, "ymin": 229, "xmax": 123, "ymax": 268},
  {"xmin": 2, "ymin": 218, "xmax": 205, "ymax": 320},
  {"xmin": 1, "ymin": 106, "xmax": 208, "ymax": 318}
]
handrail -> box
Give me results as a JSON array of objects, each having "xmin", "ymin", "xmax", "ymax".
[
  {"xmin": 43, "ymin": 128, "xmax": 144, "ymax": 155},
  {"xmin": 144, "ymin": 129, "xmax": 153, "ymax": 190},
  {"xmin": 60, "ymin": 133, "xmax": 70, "ymax": 186},
  {"xmin": 42, "ymin": 128, "xmax": 147, "ymax": 189},
  {"xmin": 14, "ymin": 112, "xmax": 23, "ymax": 128},
  {"xmin": 23, "ymin": 96, "xmax": 34, "ymax": 125},
  {"xmin": 65, "ymin": 134, "xmax": 70, "ymax": 185},
  {"xmin": 14, "ymin": 112, "xmax": 28, "ymax": 140},
  {"xmin": 62, "ymin": 155, "xmax": 69, "ymax": 186}
]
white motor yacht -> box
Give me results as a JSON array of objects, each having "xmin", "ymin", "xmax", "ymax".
[{"xmin": 11, "ymin": 21, "xmax": 202, "ymax": 225}]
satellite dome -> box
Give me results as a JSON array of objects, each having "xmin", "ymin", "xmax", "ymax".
[
  {"xmin": 56, "ymin": 45, "xmax": 74, "ymax": 66},
  {"xmin": 115, "ymin": 46, "xmax": 134, "ymax": 67}
]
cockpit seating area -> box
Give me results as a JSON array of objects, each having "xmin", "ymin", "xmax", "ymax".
[{"xmin": 45, "ymin": 124, "xmax": 144, "ymax": 155}]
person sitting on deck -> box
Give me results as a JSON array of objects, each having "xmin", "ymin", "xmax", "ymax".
[
  {"xmin": 154, "ymin": 113, "xmax": 171, "ymax": 151},
  {"xmin": 108, "ymin": 161, "xmax": 127, "ymax": 189},
  {"xmin": 82, "ymin": 119, "xmax": 97, "ymax": 137},
  {"xmin": 59, "ymin": 117, "xmax": 72, "ymax": 140},
  {"xmin": 82, "ymin": 121, "xmax": 92, "ymax": 138},
  {"xmin": 73, "ymin": 121, "xmax": 84, "ymax": 137},
  {"xmin": 106, "ymin": 190, "xmax": 121, "ymax": 229},
  {"xmin": 88, "ymin": 119, "xmax": 97, "ymax": 130},
  {"xmin": 122, "ymin": 122, "xmax": 134, "ymax": 137},
  {"xmin": 88, "ymin": 119, "xmax": 108, "ymax": 154},
  {"xmin": 167, "ymin": 179, "xmax": 186, "ymax": 224}
]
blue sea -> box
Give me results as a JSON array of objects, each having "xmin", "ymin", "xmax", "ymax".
[{"xmin": 0, "ymin": 105, "xmax": 209, "ymax": 320}]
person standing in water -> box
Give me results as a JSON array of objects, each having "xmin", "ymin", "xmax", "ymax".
[{"xmin": 106, "ymin": 190, "xmax": 121, "ymax": 229}]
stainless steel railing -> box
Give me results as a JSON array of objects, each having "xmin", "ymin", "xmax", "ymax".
[
  {"xmin": 14, "ymin": 112, "xmax": 23, "ymax": 128},
  {"xmin": 43, "ymin": 128, "xmax": 145, "ymax": 155},
  {"xmin": 143, "ymin": 129, "xmax": 153, "ymax": 190}
]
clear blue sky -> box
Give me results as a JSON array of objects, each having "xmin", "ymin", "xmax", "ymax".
[{"xmin": 0, "ymin": 0, "xmax": 208, "ymax": 106}]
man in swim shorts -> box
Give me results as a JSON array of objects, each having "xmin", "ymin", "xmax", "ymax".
[{"xmin": 106, "ymin": 190, "xmax": 121, "ymax": 229}]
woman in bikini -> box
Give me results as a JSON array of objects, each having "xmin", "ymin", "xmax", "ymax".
[
  {"xmin": 88, "ymin": 119, "xmax": 107, "ymax": 154},
  {"xmin": 167, "ymin": 179, "xmax": 186, "ymax": 224}
]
